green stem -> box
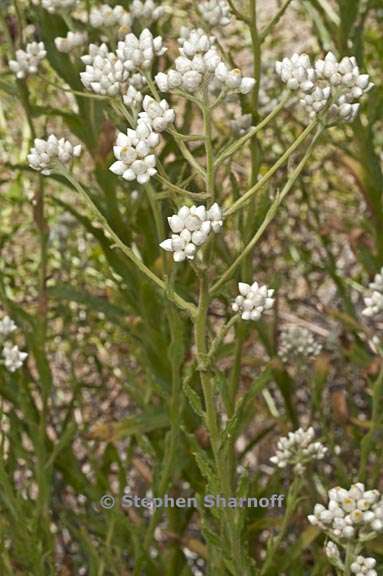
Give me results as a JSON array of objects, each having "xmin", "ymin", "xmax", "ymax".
[
  {"xmin": 224, "ymin": 117, "xmax": 319, "ymax": 217},
  {"xmin": 212, "ymin": 124, "xmax": 324, "ymax": 293},
  {"xmin": 59, "ymin": 169, "xmax": 197, "ymax": 318}
]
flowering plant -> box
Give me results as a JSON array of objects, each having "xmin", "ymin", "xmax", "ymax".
[{"xmin": 0, "ymin": 0, "xmax": 382, "ymax": 574}]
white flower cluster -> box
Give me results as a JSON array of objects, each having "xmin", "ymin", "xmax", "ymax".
[
  {"xmin": 198, "ymin": 0, "xmax": 231, "ymax": 27},
  {"xmin": 89, "ymin": 4, "xmax": 131, "ymax": 29},
  {"xmin": 278, "ymin": 326, "xmax": 322, "ymax": 362},
  {"xmin": 308, "ymin": 483, "xmax": 383, "ymax": 540},
  {"xmin": 28, "ymin": 135, "xmax": 82, "ymax": 175},
  {"xmin": 110, "ymin": 121, "xmax": 159, "ymax": 184},
  {"xmin": 9, "ymin": 42, "xmax": 46, "ymax": 79},
  {"xmin": 270, "ymin": 427, "xmax": 327, "ymax": 474},
  {"xmin": 276, "ymin": 51, "xmax": 373, "ymax": 122},
  {"xmin": 155, "ymin": 28, "xmax": 254, "ymax": 95},
  {"xmin": 232, "ymin": 281, "xmax": 274, "ymax": 321},
  {"xmin": 139, "ymin": 96, "xmax": 175, "ymax": 132},
  {"xmin": 80, "ymin": 44, "xmax": 129, "ymax": 96},
  {"xmin": 130, "ymin": 0, "xmax": 165, "ymax": 23},
  {"xmin": 110, "ymin": 93, "xmax": 175, "ymax": 184},
  {"xmin": 116, "ymin": 29, "xmax": 166, "ymax": 72},
  {"xmin": 326, "ymin": 539, "xmax": 378, "ymax": 574},
  {"xmin": 0, "ymin": 316, "xmax": 27, "ymax": 373},
  {"xmin": 362, "ymin": 268, "xmax": 383, "ymax": 318},
  {"xmin": 55, "ymin": 31, "xmax": 88, "ymax": 54},
  {"xmin": 351, "ymin": 556, "xmax": 377, "ymax": 576},
  {"xmin": 41, "ymin": 0, "xmax": 78, "ymax": 13},
  {"xmin": 160, "ymin": 204, "xmax": 223, "ymax": 262}
]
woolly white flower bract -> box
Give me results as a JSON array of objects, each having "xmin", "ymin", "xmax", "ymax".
[
  {"xmin": 89, "ymin": 5, "xmax": 131, "ymax": 29},
  {"xmin": 80, "ymin": 45, "xmax": 129, "ymax": 96},
  {"xmin": 232, "ymin": 281, "xmax": 274, "ymax": 321},
  {"xmin": 308, "ymin": 483, "xmax": 383, "ymax": 540},
  {"xmin": 9, "ymin": 42, "xmax": 47, "ymax": 79},
  {"xmin": 130, "ymin": 0, "xmax": 165, "ymax": 23},
  {"xmin": 276, "ymin": 51, "xmax": 373, "ymax": 122},
  {"xmin": 198, "ymin": 0, "xmax": 231, "ymax": 28},
  {"xmin": 350, "ymin": 556, "xmax": 377, "ymax": 576},
  {"xmin": 55, "ymin": 31, "xmax": 88, "ymax": 54},
  {"xmin": 160, "ymin": 204, "xmax": 223, "ymax": 262},
  {"xmin": 139, "ymin": 96, "xmax": 176, "ymax": 132},
  {"xmin": 362, "ymin": 268, "xmax": 383, "ymax": 318},
  {"xmin": 109, "ymin": 121, "xmax": 159, "ymax": 184},
  {"xmin": 2, "ymin": 344, "xmax": 28, "ymax": 373},
  {"xmin": 270, "ymin": 427, "xmax": 327, "ymax": 474},
  {"xmin": 155, "ymin": 27, "xmax": 255, "ymax": 95},
  {"xmin": 116, "ymin": 29, "xmax": 166, "ymax": 73},
  {"xmin": 279, "ymin": 326, "xmax": 322, "ymax": 362},
  {"xmin": 0, "ymin": 317, "xmax": 17, "ymax": 337},
  {"xmin": 28, "ymin": 135, "xmax": 82, "ymax": 175}
]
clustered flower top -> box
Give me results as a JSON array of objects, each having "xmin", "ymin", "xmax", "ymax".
[
  {"xmin": 276, "ymin": 51, "xmax": 373, "ymax": 122},
  {"xmin": 308, "ymin": 483, "xmax": 383, "ymax": 540},
  {"xmin": 155, "ymin": 27, "xmax": 255, "ymax": 95},
  {"xmin": 198, "ymin": 0, "xmax": 231, "ymax": 28},
  {"xmin": 139, "ymin": 96, "xmax": 176, "ymax": 132},
  {"xmin": 160, "ymin": 203, "xmax": 223, "ymax": 262},
  {"xmin": 0, "ymin": 315, "xmax": 27, "ymax": 373},
  {"xmin": 130, "ymin": 0, "xmax": 165, "ymax": 23},
  {"xmin": 232, "ymin": 281, "xmax": 274, "ymax": 321},
  {"xmin": 80, "ymin": 29, "xmax": 164, "ymax": 97},
  {"xmin": 55, "ymin": 31, "xmax": 88, "ymax": 54},
  {"xmin": 270, "ymin": 426, "xmax": 327, "ymax": 474},
  {"xmin": 9, "ymin": 42, "xmax": 47, "ymax": 79},
  {"xmin": 28, "ymin": 135, "xmax": 82, "ymax": 175},
  {"xmin": 89, "ymin": 4, "xmax": 132, "ymax": 29},
  {"xmin": 278, "ymin": 326, "xmax": 322, "ymax": 362},
  {"xmin": 362, "ymin": 267, "xmax": 383, "ymax": 318},
  {"xmin": 109, "ymin": 120, "xmax": 159, "ymax": 184},
  {"xmin": 351, "ymin": 556, "xmax": 378, "ymax": 576}
]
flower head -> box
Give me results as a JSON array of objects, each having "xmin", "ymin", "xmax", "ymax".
[
  {"xmin": 160, "ymin": 203, "xmax": 223, "ymax": 262},
  {"xmin": 2, "ymin": 344, "xmax": 28, "ymax": 372},
  {"xmin": 0, "ymin": 317, "xmax": 17, "ymax": 337},
  {"xmin": 28, "ymin": 135, "xmax": 82, "ymax": 175},
  {"xmin": 232, "ymin": 281, "xmax": 274, "ymax": 321},
  {"xmin": 9, "ymin": 42, "xmax": 46, "ymax": 79},
  {"xmin": 270, "ymin": 427, "xmax": 327, "ymax": 474}
]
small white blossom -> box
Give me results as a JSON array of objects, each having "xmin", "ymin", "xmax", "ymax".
[
  {"xmin": 130, "ymin": 0, "xmax": 165, "ymax": 23},
  {"xmin": 362, "ymin": 268, "xmax": 383, "ymax": 318},
  {"xmin": 2, "ymin": 344, "xmax": 28, "ymax": 372},
  {"xmin": 109, "ymin": 121, "xmax": 159, "ymax": 184},
  {"xmin": 139, "ymin": 96, "xmax": 175, "ymax": 132},
  {"xmin": 308, "ymin": 483, "xmax": 383, "ymax": 541},
  {"xmin": 123, "ymin": 85, "xmax": 144, "ymax": 108},
  {"xmin": 270, "ymin": 427, "xmax": 327, "ymax": 474},
  {"xmin": 351, "ymin": 556, "xmax": 377, "ymax": 576},
  {"xmin": 28, "ymin": 135, "xmax": 82, "ymax": 175},
  {"xmin": 80, "ymin": 47, "xmax": 129, "ymax": 96},
  {"xmin": 89, "ymin": 4, "xmax": 131, "ymax": 29},
  {"xmin": 155, "ymin": 28, "xmax": 254, "ymax": 95},
  {"xmin": 55, "ymin": 31, "xmax": 88, "ymax": 54},
  {"xmin": 160, "ymin": 203, "xmax": 223, "ymax": 262},
  {"xmin": 325, "ymin": 541, "xmax": 341, "ymax": 561},
  {"xmin": 9, "ymin": 42, "xmax": 46, "ymax": 79},
  {"xmin": 0, "ymin": 317, "xmax": 17, "ymax": 337},
  {"xmin": 232, "ymin": 281, "xmax": 274, "ymax": 321},
  {"xmin": 276, "ymin": 51, "xmax": 373, "ymax": 123},
  {"xmin": 116, "ymin": 29, "xmax": 166, "ymax": 73},
  {"xmin": 198, "ymin": 0, "xmax": 231, "ymax": 27},
  {"xmin": 41, "ymin": 0, "xmax": 78, "ymax": 13},
  {"xmin": 279, "ymin": 326, "xmax": 322, "ymax": 362}
]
